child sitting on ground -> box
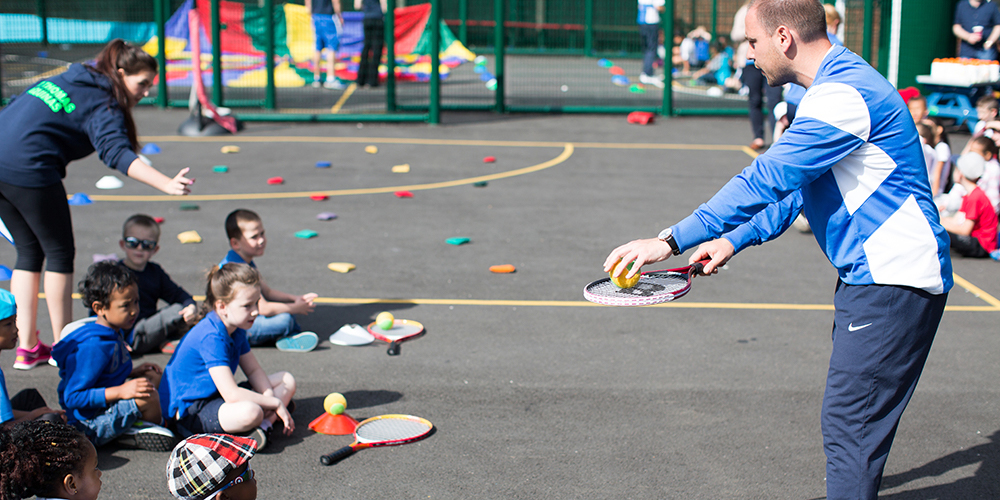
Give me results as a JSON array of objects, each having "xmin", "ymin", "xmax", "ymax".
[
  {"xmin": 166, "ymin": 433, "xmax": 258, "ymax": 500},
  {"xmin": 118, "ymin": 214, "xmax": 197, "ymax": 355},
  {"xmin": 940, "ymin": 153, "xmax": 999, "ymax": 259},
  {"xmin": 52, "ymin": 262, "xmax": 177, "ymax": 451},
  {"xmin": 0, "ymin": 420, "xmax": 101, "ymax": 500},
  {"xmin": 159, "ymin": 264, "xmax": 296, "ymax": 450},
  {"xmin": 0, "ymin": 289, "xmax": 64, "ymax": 429},
  {"xmin": 218, "ymin": 209, "xmax": 317, "ymax": 352}
]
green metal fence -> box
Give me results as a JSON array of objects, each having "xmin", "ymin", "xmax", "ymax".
[{"xmin": 2, "ymin": 0, "xmax": 889, "ymax": 121}]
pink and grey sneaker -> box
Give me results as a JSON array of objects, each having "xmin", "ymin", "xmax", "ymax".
[{"xmin": 13, "ymin": 340, "xmax": 52, "ymax": 370}]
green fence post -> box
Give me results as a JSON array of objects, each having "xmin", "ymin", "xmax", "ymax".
[
  {"xmin": 710, "ymin": 0, "xmax": 718, "ymax": 41},
  {"xmin": 494, "ymin": 0, "xmax": 505, "ymax": 113},
  {"xmin": 155, "ymin": 0, "xmax": 167, "ymax": 108},
  {"xmin": 584, "ymin": 0, "xmax": 593, "ymax": 56},
  {"xmin": 37, "ymin": 0, "xmax": 48, "ymax": 46},
  {"xmin": 386, "ymin": 0, "xmax": 397, "ymax": 112},
  {"xmin": 862, "ymin": 0, "xmax": 873, "ymax": 63},
  {"xmin": 429, "ymin": 0, "xmax": 440, "ymax": 124},
  {"xmin": 264, "ymin": 0, "xmax": 275, "ymax": 109},
  {"xmin": 211, "ymin": 0, "xmax": 223, "ymax": 106},
  {"xmin": 458, "ymin": 0, "xmax": 468, "ymax": 45},
  {"xmin": 662, "ymin": 0, "xmax": 673, "ymax": 116}
]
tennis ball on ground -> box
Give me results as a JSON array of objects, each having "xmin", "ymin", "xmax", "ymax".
[
  {"xmin": 324, "ymin": 393, "xmax": 347, "ymax": 414},
  {"xmin": 610, "ymin": 260, "xmax": 640, "ymax": 289},
  {"xmin": 376, "ymin": 311, "xmax": 394, "ymax": 330}
]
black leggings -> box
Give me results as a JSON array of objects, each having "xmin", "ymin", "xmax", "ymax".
[
  {"xmin": 357, "ymin": 17, "xmax": 385, "ymax": 87},
  {"xmin": 742, "ymin": 63, "xmax": 784, "ymax": 141},
  {"xmin": 0, "ymin": 180, "xmax": 75, "ymax": 273}
]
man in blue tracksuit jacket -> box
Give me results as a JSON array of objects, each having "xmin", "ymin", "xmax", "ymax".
[{"xmin": 606, "ymin": 1, "xmax": 951, "ymax": 498}]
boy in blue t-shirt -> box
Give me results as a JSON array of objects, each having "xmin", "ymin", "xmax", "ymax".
[
  {"xmin": 0, "ymin": 288, "xmax": 64, "ymax": 428},
  {"xmin": 218, "ymin": 209, "xmax": 318, "ymax": 352},
  {"xmin": 52, "ymin": 261, "xmax": 178, "ymax": 451}
]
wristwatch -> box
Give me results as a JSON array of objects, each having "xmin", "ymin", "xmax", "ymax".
[{"xmin": 657, "ymin": 227, "xmax": 681, "ymax": 256}]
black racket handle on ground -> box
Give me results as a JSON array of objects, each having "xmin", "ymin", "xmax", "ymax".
[
  {"xmin": 388, "ymin": 341, "xmax": 400, "ymax": 356},
  {"xmin": 320, "ymin": 446, "xmax": 356, "ymax": 465}
]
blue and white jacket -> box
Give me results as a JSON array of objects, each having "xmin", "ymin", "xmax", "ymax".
[{"xmin": 672, "ymin": 45, "xmax": 953, "ymax": 295}]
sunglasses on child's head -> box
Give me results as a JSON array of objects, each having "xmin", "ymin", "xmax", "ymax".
[{"xmin": 123, "ymin": 237, "xmax": 157, "ymax": 250}]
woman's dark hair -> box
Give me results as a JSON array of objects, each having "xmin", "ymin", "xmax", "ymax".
[
  {"xmin": 925, "ymin": 116, "xmax": 950, "ymax": 147},
  {"xmin": 88, "ymin": 38, "xmax": 158, "ymax": 152},
  {"xmin": 198, "ymin": 263, "xmax": 262, "ymax": 321},
  {"xmin": 0, "ymin": 420, "xmax": 90, "ymax": 500},
  {"xmin": 79, "ymin": 261, "xmax": 137, "ymax": 310}
]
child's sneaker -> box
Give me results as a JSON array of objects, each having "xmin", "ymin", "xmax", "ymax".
[
  {"xmin": 323, "ymin": 79, "xmax": 346, "ymax": 90},
  {"xmin": 275, "ymin": 331, "xmax": 318, "ymax": 352},
  {"xmin": 245, "ymin": 426, "xmax": 270, "ymax": 451},
  {"xmin": 311, "ymin": 80, "xmax": 322, "ymax": 88},
  {"xmin": 13, "ymin": 340, "xmax": 52, "ymax": 370},
  {"xmin": 991, "ymin": 249, "xmax": 1000, "ymax": 261},
  {"xmin": 118, "ymin": 421, "xmax": 179, "ymax": 452}
]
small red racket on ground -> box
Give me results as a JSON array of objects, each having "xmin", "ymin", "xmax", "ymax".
[
  {"xmin": 319, "ymin": 414, "xmax": 434, "ymax": 466},
  {"xmin": 367, "ymin": 319, "xmax": 424, "ymax": 356},
  {"xmin": 584, "ymin": 259, "xmax": 711, "ymax": 306}
]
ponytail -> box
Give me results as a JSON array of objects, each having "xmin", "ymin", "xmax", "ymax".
[
  {"xmin": 0, "ymin": 421, "xmax": 89, "ymax": 500},
  {"xmin": 89, "ymin": 38, "xmax": 158, "ymax": 152},
  {"xmin": 198, "ymin": 263, "xmax": 262, "ymax": 322}
]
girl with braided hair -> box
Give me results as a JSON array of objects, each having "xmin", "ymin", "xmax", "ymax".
[{"xmin": 0, "ymin": 420, "xmax": 101, "ymax": 500}]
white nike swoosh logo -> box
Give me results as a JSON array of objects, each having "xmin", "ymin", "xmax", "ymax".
[{"xmin": 848, "ymin": 322, "xmax": 873, "ymax": 332}]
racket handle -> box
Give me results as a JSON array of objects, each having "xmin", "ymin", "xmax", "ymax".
[
  {"xmin": 691, "ymin": 259, "xmax": 711, "ymax": 276},
  {"xmin": 320, "ymin": 445, "xmax": 356, "ymax": 466},
  {"xmin": 387, "ymin": 341, "xmax": 400, "ymax": 356}
]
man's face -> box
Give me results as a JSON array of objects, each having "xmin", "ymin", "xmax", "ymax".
[{"xmin": 745, "ymin": 6, "xmax": 793, "ymax": 87}]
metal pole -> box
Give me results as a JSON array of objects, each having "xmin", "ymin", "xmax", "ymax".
[
  {"xmin": 211, "ymin": 0, "xmax": 223, "ymax": 106},
  {"xmin": 264, "ymin": 0, "xmax": 275, "ymax": 109},
  {"xmin": 458, "ymin": 0, "xmax": 467, "ymax": 45},
  {"xmin": 584, "ymin": 0, "xmax": 593, "ymax": 56},
  {"xmin": 662, "ymin": 0, "xmax": 673, "ymax": 116},
  {"xmin": 710, "ymin": 0, "xmax": 718, "ymax": 42},
  {"xmin": 386, "ymin": 0, "xmax": 397, "ymax": 112},
  {"xmin": 862, "ymin": 0, "xmax": 873, "ymax": 62},
  {"xmin": 494, "ymin": 0, "xmax": 505, "ymax": 113},
  {"xmin": 155, "ymin": 0, "xmax": 167, "ymax": 108},
  {"xmin": 37, "ymin": 0, "xmax": 48, "ymax": 46},
  {"xmin": 429, "ymin": 0, "xmax": 440, "ymax": 124}
]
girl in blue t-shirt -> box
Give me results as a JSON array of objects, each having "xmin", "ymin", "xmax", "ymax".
[{"xmin": 159, "ymin": 264, "xmax": 295, "ymax": 450}]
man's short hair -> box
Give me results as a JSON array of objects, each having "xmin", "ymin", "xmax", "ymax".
[
  {"xmin": 225, "ymin": 209, "xmax": 261, "ymax": 240},
  {"xmin": 122, "ymin": 214, "xmax": 160, "ymax": 240},
  {"xmin": 749, "ymin": 0, "xmax": 827, "ymax": 43}
]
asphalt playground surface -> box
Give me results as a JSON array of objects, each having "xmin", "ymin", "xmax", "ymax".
[{"xmin": 1, "ymin": 109, "xmax": 999, "ymax": 499}]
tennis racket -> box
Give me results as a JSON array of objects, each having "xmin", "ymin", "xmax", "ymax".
[
  {"xmin": 584, "ymin": 259, "xmax": 711, "ymax": 307},
  {"xmin": 319, "ymin": 414, "xmax": 434, "ymax": 466},
  {"xmin": 367, "ymin": 319, "xmax": 425, "ymax": 356}
]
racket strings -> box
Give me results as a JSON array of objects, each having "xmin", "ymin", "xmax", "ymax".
[
  {"xmin": 587, "ymin": 272, "xmax": 689, "ymax": 297},
  {"xmin": 356, "ymin": 418, "xmax": 431, "ymax": 442}
]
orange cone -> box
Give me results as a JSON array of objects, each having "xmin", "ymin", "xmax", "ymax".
[{"xmin": 309, "ymin": 412, "xmax": 358, "ymax": 435}]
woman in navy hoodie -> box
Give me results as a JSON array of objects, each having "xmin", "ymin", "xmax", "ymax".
[{"xmin": 0, "ymin": 39, "xmax": 194, "ymax": 371}]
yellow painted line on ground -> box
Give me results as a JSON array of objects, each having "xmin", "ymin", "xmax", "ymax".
[
  {"xmin": 141, "ymin": 135, "xmax": 747, "ymax": 152},
  {"xmin": 953, "ymin": 273, "xmax": 1000, "ymax": 309},
  {"xmin": 330, "ymin": 83, "xmax": 357, "ymax": 113},
  {"xmin": 86, "ymin": 144, "xmax": 574, "ymax": 202}
]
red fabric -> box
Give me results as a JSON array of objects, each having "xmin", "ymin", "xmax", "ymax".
[
  {"xmin": 394, "ymin": 4, "xmax": 432, "ymax": 54},
  {"xmin": 627, "ymin": 112, "xmax": 655, "ymax": 125},
  {"xmin": 188, "ymin": 10, "xmax": 238, "ymax": 134},
  {"xmin": 196, "ymin": 0, "xmax": 262, "ymax": 55},
  {"xmin": 898, "ymin": 87, "xmax": 920, "ymax": 104},
  {"xmin": 961, "ymin": 186, "xmax": 998, "ymax": 252}
]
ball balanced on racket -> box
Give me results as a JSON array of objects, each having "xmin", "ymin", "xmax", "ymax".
[{"xmin": 609, "ymin": 260, "xmax": 640, "ymax": 289}]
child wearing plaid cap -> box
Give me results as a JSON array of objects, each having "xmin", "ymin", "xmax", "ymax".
[
  {"xmin": 0, "ymin": 288, "xmax": 65, "ymax": 429},
  {"xmin": 166, "ymin": 433, "xmax": 257, "ymax": 500}
]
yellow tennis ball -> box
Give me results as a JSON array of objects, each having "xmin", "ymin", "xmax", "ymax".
[
  {"xmin": 324, "ymin": 393, "xmax": 347, "ymax": 414},
  {"xmin": 610, "ymin": 260, "xmax": 641, "ymax": 289},
  {"xmin": 376, "ymin": 311, "xmax": 394, "ymax": 330}
]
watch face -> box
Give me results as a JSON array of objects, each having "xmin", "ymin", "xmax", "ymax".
[{"xmin": 657, "ymin": 228, "xmax": 673, "ymax": 240}]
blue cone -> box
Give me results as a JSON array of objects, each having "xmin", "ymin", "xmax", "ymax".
[
  {"xmin": 141, "ymin": 143, "xmax": 161, "ymax": 155},
  {"xmin": 0, "ymin": 265, "xmax": 11, "ymax": 281},
  {"xmin": 68, "ymin": 193, "xmax": 93, "ymax": 206}
]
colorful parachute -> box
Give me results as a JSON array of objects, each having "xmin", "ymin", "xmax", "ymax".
[{"xmin": 142, "ymin": 0, "xmax": 476, "ymax": 88}]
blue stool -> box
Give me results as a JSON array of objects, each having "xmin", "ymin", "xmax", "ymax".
[{"xmin": 926, "ymin": 92, "xmax": 977, "ymax": 132}]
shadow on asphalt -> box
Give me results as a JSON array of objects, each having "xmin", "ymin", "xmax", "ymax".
[{"xmin": 877, "ymin": 428, "xmax": 1000, "ymax": 499}]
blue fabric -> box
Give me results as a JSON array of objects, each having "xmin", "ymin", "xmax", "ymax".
[
  {"xmin": 360, "ymin": 0, "xmax": 382, "ymax": 19},
  {"xmin": 0, "ymin": 288, "xmax": 15, "ymax": 320},
  {"xmin": 122, "ymin": 260, "xmax": 195, "ymax": 321},
  {"xmin": 0, "ymin": 64, "xmax": 138, "ymax": 188},
  {"xmin": 246, "ymin": 312, "xmax": 301, "ymax": 346},
  {"xmin": 639, "ymin": 24, "xmax": 659, "ymax": 76},
  {"xmin": 0, "ymin": 367, "xmax": 13, "ymax": 424},
  {"xmin": 674, "ymin": 45, "xmax": 953, "ymax": 294},
  {"xmin": 52, "ymin": 322, "xmax": 133, "ymax": 423},
  {"xmin": 218, "ymin": 249, "xmax": 255, "ymax": 269},
  {"xmin": 954, "ymin": 0, "xmax": 1000, "ymax": 57},
  {"xmin": 785, "ymin": 34, "xmax": 843, "ymax": 111},
  {"xmin": 310, "ymin": 0, "xmax": 333, "ymax": 15},
  {"xmin": 73, "ymin": 398, "xmax": 141, "ymax": 446},
  {"xmin": 160, "ymin": 311, "xmax": 251, "ymax": 420},
  {"xmin": 313, "ymin": 15, "xmax": 339, "ymax": 51},
  {"xmin": 822, "ymin": 281, "xmax": 947, "ymax": 499}
]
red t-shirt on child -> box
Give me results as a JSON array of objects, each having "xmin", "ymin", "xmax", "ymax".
[{"xmin": 961, "ymin": 186, "xmax": 999, "ymax": 253}]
